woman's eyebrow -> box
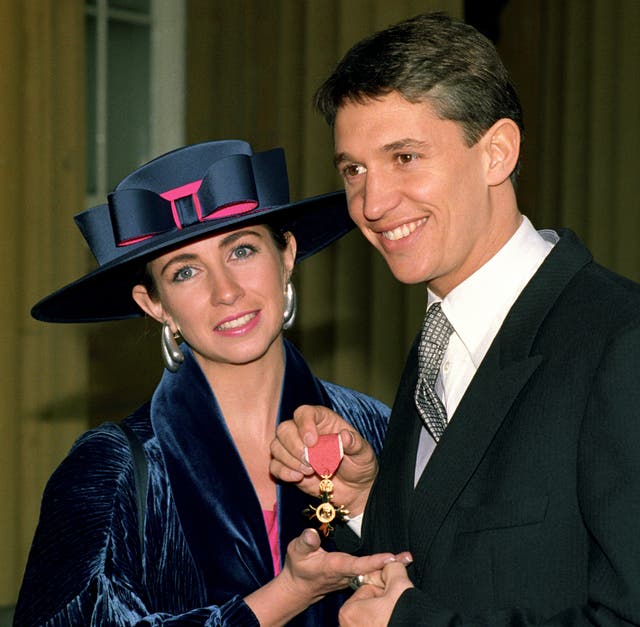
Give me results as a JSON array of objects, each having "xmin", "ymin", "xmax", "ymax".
[
  {"xmin": 160, "ymin": 253, "xmax": 198, "ymax": 276},
  {"xmin": 219, "ymin": 229, "xmax": 263, "ymax": 247}
]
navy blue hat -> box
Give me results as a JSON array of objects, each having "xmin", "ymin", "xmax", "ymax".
[{"xmin": 32, "ymin": 140, "xmax": 353, "ymax": 323}]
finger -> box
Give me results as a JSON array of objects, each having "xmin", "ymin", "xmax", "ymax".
[
  {"xmin": 273, "ymin": 421, "xmax": 310, "ymax": 464},
  {"xmin": 334, "ymin": 428, "xmax": 375, "ymax": 472},
  {"xmin": 338, "ymin": 428, "xmax": 376, "ymax": 465},
  {"xmin": 268, "ymin": 459, "xmax": 319, "ymax": 497},
  {"xmin": 394, "ymin": 551, "xmax": 413, "ymax": 565},
  {"xmin": 338, "ymin": 428, "xmax": 358, "ymax": 455},
  {"xmin": 289, "ymin": 528, "xmax": 321, "ymax": 558},
  {"xmin": 269, "ymin": 435, "xmax": 314, "ymax": 479},
  {"xmin": 350, "ymin": 581, "xmax": 383, "ymax": 600},
  {"xmin": 356, "ymin": 570, "xmax": 385, "ymax": 589},
  {"xmin": 299, "ymin": 528, "xmax": 321, "ymax": 553},
  {"xmin": 294, "ymin": 404, "xmax": 347, "ymax": 446},
  {"xmin": 327, "ymin": 551, "xmax": 397, "ymax": 580},
  {"xmin": 268, "ymin": 457, "xmax": 303, "ymax": 483},
  {"xmin": 351, "ymin": 553, "xmax": 399, "ymax": 574},
  {"xmin": 378, "ymin": 561, "xmax": 414, "ymax": 603},
  {"xmin": 293, "ymin": 405, "xmax": 323, "ymax": 447},
  {"xmin": 380, "ymin": 561, "xmax": 411, "ymax": 586}
]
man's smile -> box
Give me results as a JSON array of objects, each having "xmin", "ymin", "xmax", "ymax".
[{"xmin": 381, "ymin": 217, "xmax": 428, "ymax": 241}]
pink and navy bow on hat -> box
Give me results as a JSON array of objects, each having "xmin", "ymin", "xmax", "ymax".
[{"xmin": 32, "ymin": 140, "xmax": 353, "ymax": 323}]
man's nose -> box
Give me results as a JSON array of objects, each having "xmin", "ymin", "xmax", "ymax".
[{"xmin": 361, "ymin": 169, "xmax": 399, "ymax": 221}]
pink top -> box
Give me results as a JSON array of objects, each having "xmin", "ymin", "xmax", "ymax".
[{"xmin": 262, "ymin": 504, "xmax": 281, "ymax": 576}]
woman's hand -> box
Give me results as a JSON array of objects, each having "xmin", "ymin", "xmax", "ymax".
[
  {"xmin": 281, "ymin": 528, "xmax": 410, "ymax": 600},
  {"xmin": 269, "ymin": 405, "xmax": 378, "ymax": 516},
  {"xmin": 245, "ymin": 529, "xmax": 412, "ymax": 626}
]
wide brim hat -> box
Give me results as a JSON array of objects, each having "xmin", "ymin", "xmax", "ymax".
[{"xmin": 32, "ymin": 140, "xmax": 353, "ymax": 323}]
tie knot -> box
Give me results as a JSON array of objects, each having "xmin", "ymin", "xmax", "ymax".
[{"xmin": 421, "ymin": 302, "xmax": 454, "ymax": 349}]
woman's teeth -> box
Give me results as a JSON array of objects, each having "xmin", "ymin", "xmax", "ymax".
[{"xmin": 217, "ymin": 312, "xmax": 256, "ymax": 330}]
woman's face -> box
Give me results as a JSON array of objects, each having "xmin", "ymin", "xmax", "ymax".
[{"xmin": 133, "ymin": 225, "xmax": 296, "ymax": 369}]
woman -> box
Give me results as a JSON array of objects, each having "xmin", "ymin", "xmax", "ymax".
[{"xmin": 15, "ymin": 141, "xmax": 398, "ymax": 626}]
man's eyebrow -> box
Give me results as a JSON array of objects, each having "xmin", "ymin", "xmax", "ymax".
[
  {"xmin": 382, "ymin": 138, "xmax": 429, "ymax": 152},
  {"xmin": 333, "ymin": 139, "xmax": 429, "ymax": 168},
  {"xmin": 333, "ymin": 152, "xmax": 351, "ymax": 168}
]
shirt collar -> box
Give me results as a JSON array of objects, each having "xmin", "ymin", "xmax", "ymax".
[{"xmin": 428, "ymin": 216, "xmax": 557, "ymax": 368}]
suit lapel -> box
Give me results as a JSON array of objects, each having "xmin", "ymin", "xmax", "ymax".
[
  {"xmin": 362, "ymin": 337, "xmax": 422, "ymax": 554},
  {"xmin": 368, "ymin": 230, "xmax": 593, "ymax": 570}
]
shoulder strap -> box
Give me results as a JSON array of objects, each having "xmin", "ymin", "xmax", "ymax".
[{"xmin": 114, "ymin": 421, "xmax": 148, "ymax": 551}]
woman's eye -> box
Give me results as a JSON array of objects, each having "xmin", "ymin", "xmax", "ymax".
[
  {"xmin": 231, "ymin": 244, "xmax": 257, "ymax": 260},
  {"xmin": 173, "ymin": 266, "xmax": 195, "ymax": 282}
]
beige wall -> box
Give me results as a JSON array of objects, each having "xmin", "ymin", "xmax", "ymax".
[{"xmin": 0, "ymin": 0, "xmax": 87, "ymax": 605}]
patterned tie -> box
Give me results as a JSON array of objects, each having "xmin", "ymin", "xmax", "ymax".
[{"xmin": 414, "ymin": 302, "xmax": 454, "ymax": 441}]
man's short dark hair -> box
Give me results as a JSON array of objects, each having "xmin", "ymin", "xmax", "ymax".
[{"xmin": 314, "ymin": 12, "xmax": 524, "ymax": 174}]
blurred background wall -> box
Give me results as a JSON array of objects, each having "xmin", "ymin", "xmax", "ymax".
[{"xmin": 1, "ymin": 0, "xmax": 638, "ymax": 619}]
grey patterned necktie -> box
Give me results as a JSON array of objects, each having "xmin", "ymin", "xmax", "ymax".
[{"xmin": 414, "ymin": 302, "xmax": 454, "ymax": 441}]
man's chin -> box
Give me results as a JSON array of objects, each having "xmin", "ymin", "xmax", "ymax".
[{"xmin": 384, "ymin": 260, "xmax": 431, "ymax": 285}]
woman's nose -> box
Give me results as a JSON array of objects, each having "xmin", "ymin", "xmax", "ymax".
[{"xmin": 210, "ymin": 271, "xmax": 243, "ymax": 305}]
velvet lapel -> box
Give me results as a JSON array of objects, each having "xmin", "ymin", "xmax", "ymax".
[
  {"xmin": 367, "ymin": 230, "xmax": 593, "ymax": 571},
  {"xmin": 275, "ymin": 342, "xmax": 333, "ymax": 569},
  {"xmin": 150, "ymin": 340, "xmax": 330, "ymax": 602}
]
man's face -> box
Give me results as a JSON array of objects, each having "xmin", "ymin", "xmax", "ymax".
[{"xmin": 334, "ymin": 91, "xmax": 501, "ymax": 296}]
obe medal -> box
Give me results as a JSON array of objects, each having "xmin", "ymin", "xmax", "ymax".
[{"xmin": 303, "ymin": 434, "xmax": 350, "ymax": 536}]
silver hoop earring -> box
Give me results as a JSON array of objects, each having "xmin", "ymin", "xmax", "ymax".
[
  {"xmin": 282, "ymin": 281, "xmax": 297, "ymax": 331},
  {"xmin": 161, "ymin": 321, "xmax": 184, "ymax": 373}
]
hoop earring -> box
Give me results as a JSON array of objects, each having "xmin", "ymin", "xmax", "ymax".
[
  {"xmin": 161, "ymin": 321, "xmax": 184, "ymax": 373},
  {"xmin": 282, "ymin": 281, "xmax": 297, "ymax": 331}
]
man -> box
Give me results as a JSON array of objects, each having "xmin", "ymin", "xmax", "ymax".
[{"xmin": 270, "ymin": 12, "xmax": 640, "ymax": 626}]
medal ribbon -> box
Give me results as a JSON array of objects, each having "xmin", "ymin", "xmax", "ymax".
[{"xmin": 306, "ymin": 434, "xmax": 343, "ymax": 476}]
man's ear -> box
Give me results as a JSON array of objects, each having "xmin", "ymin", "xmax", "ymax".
[
  {"xmin": 132, "ymin": 284, "xmax": 166, "ymax": 324},
  {"xmin": 484, "ymin": 118, "xmax": 520, "ymax": 186}
]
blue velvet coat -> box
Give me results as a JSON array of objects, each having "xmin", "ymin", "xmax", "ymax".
[{"xmin": 15, "ymin": 341, "xmax": 390, "ymax": 626}]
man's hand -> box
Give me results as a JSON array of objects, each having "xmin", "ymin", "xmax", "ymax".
[
  {"xmin": 270, "ymin": 405, "xmax": 378, "ymax": 515},
  {"xmin": 339, "ymin": 561, "xmax": 414, "ymax": 627}
]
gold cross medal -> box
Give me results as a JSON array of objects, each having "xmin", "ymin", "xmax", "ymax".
[{"xmin": 303, "ymin": 433, "xmax": 350, "ymax": 536}]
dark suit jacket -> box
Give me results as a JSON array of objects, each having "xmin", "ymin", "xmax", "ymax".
[{"xmin": 357, "ymin": 230, "xmax": 640, "ymax": 625}]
